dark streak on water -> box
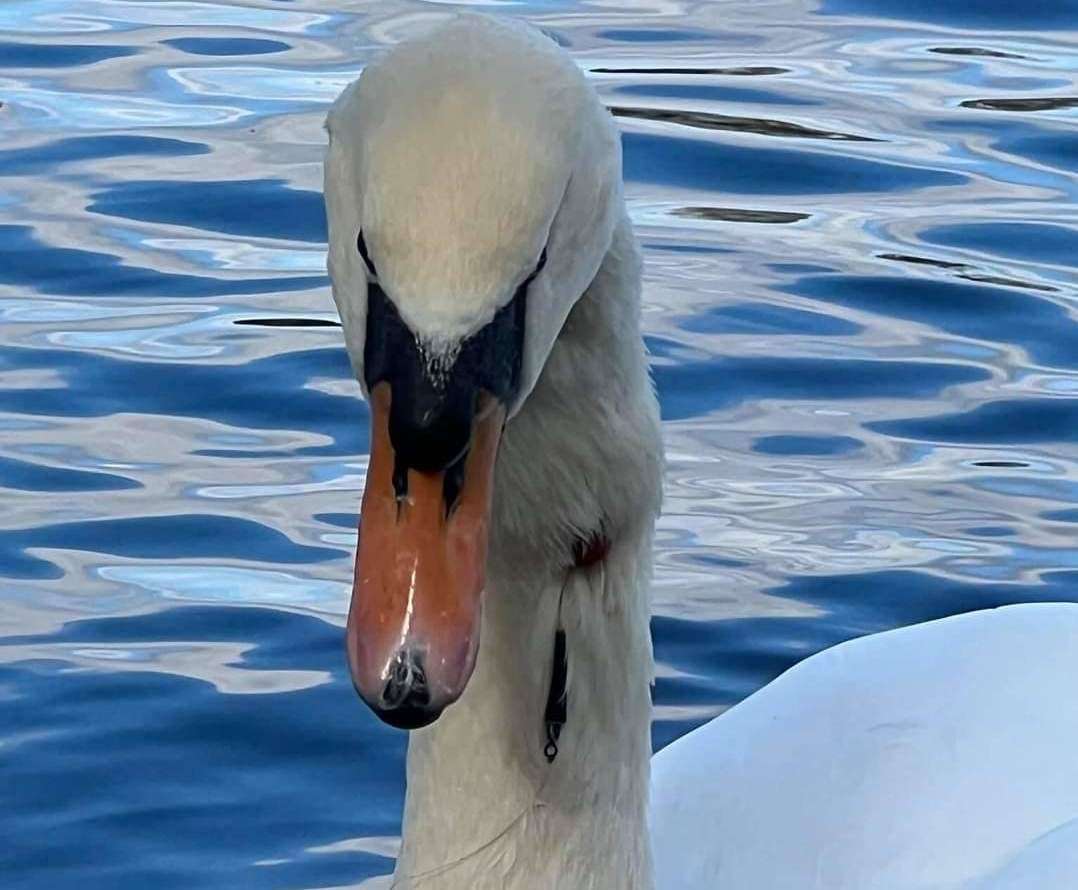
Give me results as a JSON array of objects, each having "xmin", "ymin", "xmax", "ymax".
[
  {"xmin": 961, "ymin": 96, "xmax": 1078, "ymax": 111},
  {"xmin": 593, "ymin": 65, "xmax": 790, "ymax": 76},
  {"xmin": 233, "ymin": 317, "xmax": 342, "ymax": 328},
  {"xmin": 612, "ymin": 104, "xmax": 879, "ymax": 141},
  {"xmin": 0, "ymin": 1, "xmax": 1076, "ymax": 888},
  {"xmin": 929, "ymin": 47, "xmax": 1028, "ymax": 60},
  {"xmin": 672, "ymin": 206, "xmax": 810, "ymax": 223}
]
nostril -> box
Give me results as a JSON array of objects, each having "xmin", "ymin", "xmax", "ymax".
[
  {"xmin": 381, "ymin": 649, "xmax": 430, "ymax": 711},
  {"xmin": 374, "ymin": 650, "xmax": 438, "ymax": 729},
  {"xmin": 365, "ymin": 649, "xmax": 446, "ymax": 730}
]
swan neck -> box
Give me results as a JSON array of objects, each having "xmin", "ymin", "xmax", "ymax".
[{"xmin": 392, "ymin": 216, "xmax": 661, "ymax": 890}]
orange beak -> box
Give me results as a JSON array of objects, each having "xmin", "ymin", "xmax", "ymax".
[{"xmin": 346, "ymin": 382, "xmax": 503, "ymax": 728}]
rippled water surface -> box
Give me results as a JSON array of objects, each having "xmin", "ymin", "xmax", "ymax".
[{"xmin": 2, "ymin": 1, "xmax": 1076, "ymax": 886}]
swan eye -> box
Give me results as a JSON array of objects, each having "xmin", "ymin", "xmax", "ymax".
[{"xmin": 357, "ymin": 230, "xmax": 377, "ymax": 278}]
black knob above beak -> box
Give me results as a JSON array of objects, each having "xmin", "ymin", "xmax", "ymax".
[{"xmin": 363, "ymin": 282, "xmax": 527, "ymax": 475}]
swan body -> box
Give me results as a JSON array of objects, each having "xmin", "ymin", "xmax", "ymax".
[
  {"xmin": 652, "ymin": 603, "xmax": 1078, "ymax": 890},
  {"xmin": 323, "ymin": 14, "xmax": 1078, "ymax": 889}
]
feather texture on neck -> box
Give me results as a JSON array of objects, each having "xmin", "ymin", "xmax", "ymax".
[{"xmin": 390, "ymin": 215, "xmax": 662, "ymax": 890}]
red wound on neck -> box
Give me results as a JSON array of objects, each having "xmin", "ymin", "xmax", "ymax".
[{"xmin": 572, "ymin": 530, "xmax": 610, "ymax": 568}]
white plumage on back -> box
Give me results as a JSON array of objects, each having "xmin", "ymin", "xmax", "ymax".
[{"xmin": 652, "ymin": 604, "xmax": 1078, "ymax": 890}]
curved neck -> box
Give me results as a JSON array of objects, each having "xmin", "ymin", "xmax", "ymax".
[{"xmin": 391, "ymin": 216, "xmax": 662, "ymax": 889}]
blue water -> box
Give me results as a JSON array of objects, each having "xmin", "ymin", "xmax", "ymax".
[{"xmin": 1, "ymin": 1, "xmax": 1076, "ymax": 886}]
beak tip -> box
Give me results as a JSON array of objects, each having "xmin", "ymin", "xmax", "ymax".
[
  {"xmin": 369, "ymin": 700, "xmax": 445, "ymax": 730},
  {"xmin": 345, "ymin": 639, "xmax": 456, "ymax": 730}
]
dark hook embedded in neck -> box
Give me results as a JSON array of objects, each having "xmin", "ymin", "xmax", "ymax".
[{"xmin": 544, "ymin": 627, "xmax": 568, "ymax": 763}]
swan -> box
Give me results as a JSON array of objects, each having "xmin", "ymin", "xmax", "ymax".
[{"xmin": 322, "ymin": 15, "xmax": 1078, "ymax": 889}]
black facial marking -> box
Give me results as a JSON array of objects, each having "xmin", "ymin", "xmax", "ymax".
[
  {"xmin": 363, "ymin": 277, "xmax": 528, "ymax": 481},
  {"xmin": 392, "ymin": 452, "xmax": 409, "ymax": 502}
]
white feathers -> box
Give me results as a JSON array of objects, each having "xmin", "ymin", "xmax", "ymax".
[
  {"xmin": 324, "ymin": 14, "xmax": 622, "ymax": 410},
  {"xmin": 651, "ymin": 603, "xmax": 1078, "ymax": 890},
  {"xmin": 325, "ymin": 16, "xmax": 660, "ymax": 889}
]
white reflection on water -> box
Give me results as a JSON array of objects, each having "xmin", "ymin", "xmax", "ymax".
[
  {"xmin": 99, "ymin": 564, "xmax": 348, "ymax": 617},
  {"xmin": 0, "ymin": 3, "xmax": 1073, "ymax": 883},
  {"xmin": 0, "ymin": 2, "xmax": 1076, "ymax": 882},
  {"xmin": 2, "ymin": 0, "xmax": 1075, "ymax": 611}
]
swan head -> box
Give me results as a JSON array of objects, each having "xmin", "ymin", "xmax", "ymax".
[{"xmin": 324, "ymin": 15, "xmax": 622, "ymax": 728}]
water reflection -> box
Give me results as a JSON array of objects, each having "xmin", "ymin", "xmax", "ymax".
[{"xmin": 0, "ymin": 0, "xmax": 1076, "ymax": 887}]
